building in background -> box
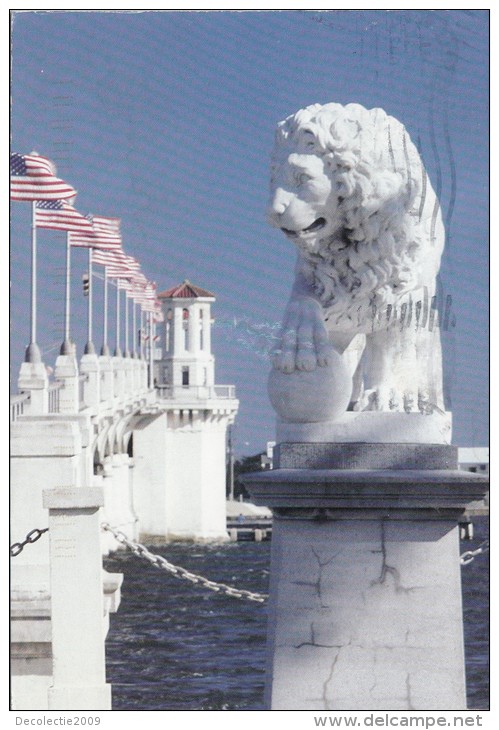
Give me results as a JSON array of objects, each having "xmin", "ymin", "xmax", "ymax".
[{"xmin": 133, "ymin": 280, "xmax": 239, "ymax": 542}]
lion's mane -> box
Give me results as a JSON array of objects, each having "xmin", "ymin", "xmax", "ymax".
[{"xmin": 272, "ymin": 103, "xmax": 444, "ymax": 325}]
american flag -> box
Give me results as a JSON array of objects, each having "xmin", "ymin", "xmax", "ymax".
[
  {"xmin": 92, "ymin": 250, "xmax": 139, "ymax": 285},
  {"xmin": 91, "ymin": 248, "xmax": 123, "ymax": 267},
  {"xmin": 91, "ymin": 216, "xmax": 122, "ymax": 245},
  {"xmin": 96, "ymin": 251, "xmax": 143, "ymax": 284},
  {"xmin": 135, "ymin": 282, "xmax": 158, "ymax": 312},
  {"xmin": 123, "ymin": 255, "xmax": 141, "ymax": 272},
  {"xmin": 154, "ymin": 308, "xmax": 165, "ymax": 323},
  {"xmin": 35, "ymin": 199, "xmax": 93, "ymax": 233},
  {"xmin": 106, "ymin": 259, "xmax": 136, "ymax": 280},
  {"xmin": 10, "ymin": 152, "xmax": 76, "ymax": 201},
  {"xmin": 69, "ymin": 215, "xmax": 122, "ymax": 250},
  {"xmin": 128, "ymin": 277, "xmax": 148, "ymax": 298}
]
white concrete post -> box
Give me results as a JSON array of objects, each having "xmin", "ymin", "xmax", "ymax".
[
  {"xmin": 140, "ymin": 356, "xmax": 148, "ymax": 391},
  {"xmin": 124, "ymin": 353, "xmax": 134, "ymax": 395},
  {"xmin": 102, "ymin": 454, "xmax": 137, "ymax": 538},
  {"xmin": 243, "ymin": 442, "xmax": 489, "ymax": 711},
  {"xmin": 43, "ymin": 487, "xmax": 111, "ymax": 710},
  {"xmin": 98, "ymin": 353, "xmax": 114, "ymax": 402},
  {"xmin": 112, "ymin": 355, "xmax": 125, "ymax": 399},
  {"xmin": 80, "ymin": 352, "xmax": 100, "ymax": 408},
  {"xmin": 132, "ymin": 355, "xmax": 141, "ymax": 394},
  {"xmin": 54, "ymin": 353, "xmax": 79, "ymax": 413},
  {"xmin": 18, "ymin": 361, "xmax": 49, "ymax": 415}
]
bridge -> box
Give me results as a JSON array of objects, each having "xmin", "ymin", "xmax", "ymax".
[{"xmin": 10, "ymin": 279, "xmax": 239, "ymax": 711}]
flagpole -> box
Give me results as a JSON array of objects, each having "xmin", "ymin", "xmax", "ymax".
[
  {"xmin": 115, "ymin": 279, "xmax": 121, "ymax": 356},
  {"xmin": 61, "ymin": 234, "xmax": 72, "ymax": 355},
  {"xmin": 85, "ymin": 247, "xmax": 95, "ymax": 354},
  {"xmin": 139, "ymin": 308, "xmax": 144, "ymax": 359},
  {"xmin": 101, "ymin": 266, "xmax": 110, "ymax": 356},
  {"xmin": 132, "ymin": 300, "xmax": 137, "ymax": 356},
  {"xmin": 148, "ymin": 310, "xmax": 154, "ymax": 388},
  {"xmin": 26, "ymin": 201, "xmax": 41, "ymax": 363},
  {"xmin": 125, "ymin": 289, "xmax": 130, "ymax": 356}
]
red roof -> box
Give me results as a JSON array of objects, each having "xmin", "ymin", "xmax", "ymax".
[{"xmin": 157, "ymin": 279, "xmax": 215, "ymax": 300}]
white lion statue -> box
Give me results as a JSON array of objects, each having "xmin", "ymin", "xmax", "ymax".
[{"xmin": 268, "ymin": 102, "xmax": 445, "ymax": 415}]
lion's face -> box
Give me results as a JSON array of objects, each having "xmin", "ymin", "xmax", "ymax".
[{"xmin": 267, "ymin": 152, "xmax": 342, "ymax": 255}]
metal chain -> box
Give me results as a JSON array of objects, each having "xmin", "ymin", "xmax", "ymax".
[
  {"xmin": 10, "ymin": 521, "xmax": 487, "ymax": 575},
  {"xmin": 10, "ymin": 527, "xmax": 49, "ymax": 557},
  {"xmin": 101, "ymin": 522, "xmax": 268, "ymax": 603},
  {"xmin": 460, "ymin": 539, "xmax": 489, "ymax": 566}
]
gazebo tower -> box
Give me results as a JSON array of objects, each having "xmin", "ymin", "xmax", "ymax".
[
  {"xmin": 155, "ymin": 279, "xmax": 216, "ymax": 394},
  {"xmin": 133, "ymin": 280, "xmax": 238, "ymax": 542}
]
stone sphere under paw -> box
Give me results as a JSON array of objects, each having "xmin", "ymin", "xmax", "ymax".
[{"xmin": 268, "ymin": 352, "xmax": 352, "ymax": 423}]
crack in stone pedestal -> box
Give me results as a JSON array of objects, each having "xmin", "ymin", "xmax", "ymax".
[
  {"xmin": 292, "ymin": 545, "xmax": 340, "ymax": 608},
  {"xmin": 294, "ymin": 622, "xmax": 343, "ymax": 650},
  {"xmin": 406, "ymin": 673, "xmax": 415, "ymax": 710},
  {"xmin": 370, "ymin": 520, "xmax": 424, "ymax": 594},
  {"xmin": 322, "ymin": 646, "xmax": 343, "ymax": 711}
]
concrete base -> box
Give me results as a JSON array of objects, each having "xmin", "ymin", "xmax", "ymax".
[
  {"xmin": 133, "ymin": 408, "xmax": 234, "ymax": 543},
  {"xmin": 277, "ymin": 411, "xmax": 452, "ymax": 445},
  {"xmin": 242, "ymin": 441, "xmax": 488, "ymax": 711},
  {"xmin": 11, "ymin": 676, "xmax": 53, "ymax": 711},
  {"xmin": 48, "ymin": 685, "xmax": 112, "ymax": 711},
  {"xmin": 266, "ymin": 518, "xmax": 465, "ymax": 710}
]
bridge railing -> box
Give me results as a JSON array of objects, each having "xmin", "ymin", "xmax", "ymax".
[
  {"xmin": 12, "ymin": 356, "xmax": 152, "ymax": 421},
  {"xmin": 156, "ymin": 384, "xmax": 236, "ymax": 400},
  {"xmin": 48, "ymin": 381, "xmax": 63, "ymax": 414},
  {"xmin": 10, "ymin": 393, "xmax": 31, "ymax": 422},
  {"xmin": 78, "ymin": 374, "xmax": 89, "ymax": 409}
]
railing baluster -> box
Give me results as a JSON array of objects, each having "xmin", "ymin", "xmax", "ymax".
[
  {"xmin": 155, "ymin": 384, "xmax": 235, "ymax": 399},
  {"xmin": 10, "ymin": 393, "xmax": 31, "ymax": 421},
  {"xmin": 47, "ymin": 381, "xmax": 63, "ymax": 414}
]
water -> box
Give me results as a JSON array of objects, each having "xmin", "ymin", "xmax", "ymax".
[{"xmin": 104, "ymin": 517, "xmax": 489, "ymax": 711}]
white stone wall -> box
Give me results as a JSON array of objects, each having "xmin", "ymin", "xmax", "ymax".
[
  {"xmin": 132, "ymin": 413, "xmax": 170, "ymax": 539},
  {"xmin": 163, "ymin": 419, "xmax": 228, "ymax": 541}
]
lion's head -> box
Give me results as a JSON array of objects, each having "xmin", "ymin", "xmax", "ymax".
[{"xmin": 267, "ymin": 103, "xmax": 444, "ymax": 316}]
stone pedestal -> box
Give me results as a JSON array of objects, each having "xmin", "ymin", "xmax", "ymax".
[
  {"xmin": 43, "ymin": 488, "xmax": 112, "ymax": 710},
  {"xmin": 123, "ymin": 353, "xmax": 134, "ymax": 394},
  {"xmin": 132, "ymin": 354, "xmax": 141, "ymax": 393},
  {"xmin": 80, "ymin": 352, "xmax": 100, "ymax": 408},
  {"xmin": 54, "ymin": 354, "xmax": 79, "ymax": 413},
  {"xmin": 112, "ymin": 355, "xmax": 125, "ymax": 399},
  {"xmin": 276, "ymin": 411, "xmax": 452, "ymax": 445},
  {"xmin": 98, "ymin": 354, "xmax": 114, "ymax": 402},
  {"xmin": 18, "ymin": 360, "xmax": 49, "ymax": 415},
  {"xmin": 242, "ymin": 442, "xmax": 488, "ymax": 711},
  {"xmin": 102, "ymin": 453, "xmax": 138, "ymax": 539},
  {"xmin": 140, "ymin": 357, "xmax": 148, "ymax": 391}
]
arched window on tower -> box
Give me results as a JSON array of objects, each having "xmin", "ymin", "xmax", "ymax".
[{"xmin": 183, "ymin": 308, "xmax": 189, "ymax": 350}]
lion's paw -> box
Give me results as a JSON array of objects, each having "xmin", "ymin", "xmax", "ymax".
[
  {"xmin": 273, "ymin": 296, "xmax": 333, "ymax": 373},
  {"xmin": 354, "ymin": 387, "xmax": 391, "ymax": 412},
  {"xmin": 354, "ymin": 387, "xmax": 423, "ymax": 413}
]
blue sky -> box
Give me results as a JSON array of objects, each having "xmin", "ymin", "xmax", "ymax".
[{"xmin": 10, "ymin": 9, "xmax": 489, "ymax": 454}]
